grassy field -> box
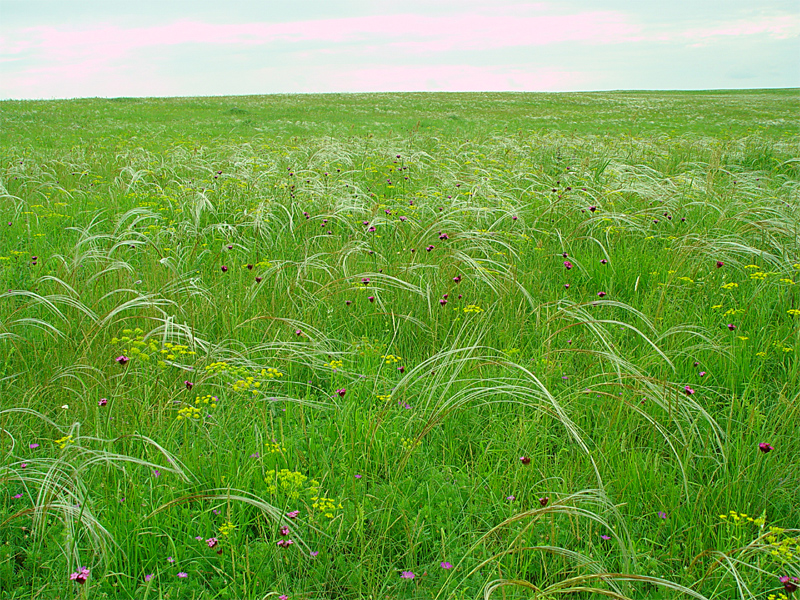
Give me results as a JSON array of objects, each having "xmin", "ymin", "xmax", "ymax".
[{"xmin": 0, "ymin": 90, "xmax": 798, "ymax": 599}]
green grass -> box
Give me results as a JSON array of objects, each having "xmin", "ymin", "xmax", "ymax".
[{"xmin": 0, "ymin": 89, "xmax": 798, "ymax": 599}]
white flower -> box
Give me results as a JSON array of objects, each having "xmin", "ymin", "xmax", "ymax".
[{"xmin": 61, "ymin": 404, "xmax": 69, "ymax": 409}]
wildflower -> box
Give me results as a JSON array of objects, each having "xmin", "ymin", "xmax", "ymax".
[
  {"xmin": 286, "ymin": 510, "xmax": 299, "ymax": 518},
  {"xmin": 280, "ymin": 526, "xmax": 290, "ymax": 536},
  {"xmin": 564, "ymin": 283, "xmax": 570, "ymax": 289},
  {"xmin": 564, "ymin": 261, "xmax": 573, "ymax": 270},
  {"xmin": 221, "ymin": 265, "xmax": 228, "ymax": 272},
  {"xmin": 368, "ymin": 296, "xmax": 375, "ymax": 302},
  {"xmin": 207, "ymin": 537, "xmax": 218, "ymax": 548},
  {"xmin": 684, "ymin": 386, "xmax": 695, "ymax": 396},
  {"xmin": 439, "ymin": 299, "xmax": 447, "ymax": 306},
  {"xmin": 20, "ymin": 463, "xmax": 27, "ymax": 468},
  {"xmin": 699, "ymin": 371, "xmax": 706, "ymax": 377},
  {"xmin": 336, "ymin": 388, "xmax": 346, "ymax": 397},
  {"xmin": 98, "ymin": 398, "xmax": 108, "ymax": 406},
  {"xmin": 397, "ymin": 365, "xmax": 405, "ymax": 373},
  {"xmin": 184, "ymin": 381, "xmax": 193, "ymax": 390},
  {"xmin": 439, "ymin": 233, "xmax": 449, "ymax": 240},
  {"xmin": 597, "ymin": 291, "xmax": 607, "ymax": 297},
  {"xmin": 780, "ymin": 576, "xmax": 798, "ymax": 593},
  {"xmin": 759, "ymin": 442, "xmax": 774, "ymax": 453},
  {"xmin": 400, "ymin": 571, "xmax": 415, "ymax": 579},
  {"xmin": 247, "ymin": 264, "xmax": 253, "ymax": 270},
  {"xmin": 167, "ymin": 556, "xmax": 175, "ymax": 563},
  {"xmin": 658, "ymin": 511, "xmax": 667, "ymax": 519},
  {"xmin": 716, "ymin": 261, "xmax": 724, "ymax": 268},
  {"xmin": 250, "ymin": 452, "xmax": 260, "ymax": 458},
  {"xmin": 279, "ymin": 596, "xmax": 288, "ymax": 600},
  {"xmin": 426, "ymin": 245, "xmax": 434, "ymax": 252},
  {"xmin": 589, "ymin": 206, "xmax": 597, "ymax": 212},
  {"xmin": 29, "ymin": 443, "xmax": 39, "ymax": 449},
  {"xmin": 310, "ymin": 551, "xmax": 319, "ymax": 557},
  {"xmin": 69, "ymin": 567, "xmax": 90, "ymax": 584},
  {"xmin": 116, "ymin": 355, "xmax": 129, "ymax": 365},
  {"xmin": 506, "ymin": 495, "xmax": 516, "ymax": 501},
  {"xmin": 361, "ymin": 277, "xmax": 370, "ymax": 285},
  {"xmin": 539, "ymin": 496, "xmax": 549, "ymax": 507},
  {"xmin": 355, "ymin": 474, "xmax": 362, "ymax": 479},
  {"xmin": 145, "ymin": 574, "xmax": 153, "ymax": 582},
  {"xmin": 440, "ymin": 561, "xmax": 453, "ymax": 569},
  {"xmin": 562, "ymin": 252, "xmax": 568, "ymax": 258},
  {"xmin": 277, "ymin": 539, "xmax": 294, "ymax": 548},
  {"xmin": 727, "ymin": 324, "xmax": 736, "ymax": 331},
  {"xmin": 256, "ymin": 276, "xmax": 263, "ymax": 283},
  {"xmin": 177, "ymin": 572, "xmax": 188, "ymax": 578},
  {"xmin": 601, "ymin": 534, "xmax": 611, "ymax": 540},
  {"xmin": 12, "ymin": 493, "xmax": 22, "ymax": 499},
  {"xmin": 153, "ymin": 470, "xmax": 161, "ymax": 477},
  {"xmin": 295, "ymin": 329, "xmax": 302, "ymax": 336},
  {"xmin": 600, "ymin": 259, "xmax": 608, "ymax": 265},
  {"xmin": 453, "ymin": 275, "xmax": 461, "ymax": 283},
  {"xmin": 519, "ymin": 456, "xmax": 531, "ymax": 465}
]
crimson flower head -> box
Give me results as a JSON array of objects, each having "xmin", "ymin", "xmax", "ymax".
[
  {"xmin": 589, "ymin": 205, "xmax": 597, "ymax": 212},
  {"xmin": 727, "ymin": 324, "xmax": 736, "ymax": 331},
  {"xmin": 221, "ymin": 265, "xmax": 228, "ymax": 272},
  {"xmin": 256, "ymin": 276, "xmax": 263, "ymax": 283},
  {"xmin": 69, "ymin": 567, "xmax": 90, "ymax": 584},
  {"xmin": 600, "ymin": 259, "xmax": 608, "ymax": 265},
  {"xmin": 336, "ymin": 388, "xmax": 346, "ymax": 397},
  {"xmin": 780, "ymin": 575, "xmax": 798, "ymax": 593},
  {"xmin": 439, "ymin": 299, "xmax": 447, "ymax": 306},
  {"xmin": 759, "ymin": 442, "xmax": 773, "ymax": 453},
  {"xmin": 361, "ymin": 278, "xmax": 370, "ymax": 285},
  {"xmin": 207, "ymin": 537, "xmax": 218, "ymax": 548},
  {"xmin": 539, "ymin": 496, "xmax": 549, "ymax": 507},
  {"xmin": 280, "ymin": 525, "xmax": 290, "ymax": 536},
  {"xmin": 716, "ymin": 261, "xmax": 724, "ymax": 268},
  {"xmin": 453, "ymin": 275, "xmax": 462, "ymax": 283},
  {"xmin": 684, "ymin": 385, "xmax": 695, "ymax": 396},
  {"xmin": 519, "ymin": 456, "xmax": 531, "ymax": 465},
  {"xmin": 116, "ymin": 355, "xmax": 129, "ymax": 366},
  {"xmin": 597, "ymin": 291, "xmax": 607, "ymax": 298},
  {"xmin": 247, "ymin": 264, "xmax": 253, "ymax": 270},
  {"xmin": 439, "ymin": 233, "xmax": 449, "ymax": 240},
  {"xmin": 98, "ymin": 398, "xmax": 108, "ymax": 406},
  {"xmin": 295, "ymin": 329, "xmax": 302, "ymax": 336},
  {"xmin": 286, "ymin": 510, "xmax": 299, "ymax": 519},
  {"xmin": 426, "ymin": 245, "xmax": 434, "ymax": 252},
  {"xmin": 562, "ymin": 252, "xmax": 568, "ymax": 258},
  {"xmin": 185, "ymin": 380, "xmax": 193, "ymax": 390},
  {"xmin": 368, "ymin": 296, "xmax": 375, "ymax": 302},
  {"xmin": 564, "ymin": 261, "xmax": 573, "ymax": 270}
]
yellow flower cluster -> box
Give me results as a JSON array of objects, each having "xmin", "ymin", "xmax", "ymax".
[
  {"xmin": 159, "ymin": 342, "xmax": 195, "ymax": 361},
  {"xmin": 265, "ymin": 441, "xmax": 284, "ymax": 454},
  {"xmin": 219, "ymin": 521, "xmax": 237, "ymax": 536},
  {"xmin": 232, "ymin": 368, "xmax": 283, "ymax": 393},
  {"xmin": 266, "ymin": 469, "xmax": 319, "ymax": 499},
  {"xmin": 721, "ymin": 282, "xmax": 739, "ymax": 290},
  {"xmin": 205, "ymin": 361, "xmax": 248, "ymax": 377},
  {"xmin": 381, "ymin": 354, "xmax": 402, "ymax": 364},
  {"xmin": 749, "ymin": 271, "xmax": 769, "ymax": 281},
  {"xmin": 176, "ymin": 395, "xmax": 218, "ymax": 420},
  {"xmin": 324, "ymin": 359, "xmax": 344, "ymax": 369},
  {"xmin": 767, "ymin": 593, "xmax": 788, "ymax": 600},
  {"xmin": 376, "ymin": 394, "xmax": 392, "ymax": 403},
  {"xmin": 718, "ymin": 510, "xmax": 765, "ymax": 526},
  {"xmin": 463, "ymin": 305, "xmax": 483, "ymax": 313},
  {"xmin": 311, "ymin": 495, "xmax": 343, "ymax": 519},
  {"xmin": 788, "ymin": 309, "xmax": 800, "ymax": 316},
  {"xmin": 766, "ymin": 527, "xmax": 799, "ymax": 562},
  {"xmin": 111, "ymin": 328, "xmax": 158, "ymax": 363},
  {"xmin": 54, "ymin": 435, "xmax": 73, "ymax": 450},
  {"xmin": 401, "ymin": 437, "xmax": 421, "ymax": 452}
]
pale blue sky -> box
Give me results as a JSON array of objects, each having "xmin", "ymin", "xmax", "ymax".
[{"xmin": 1, "ymin": 0, "xmax": 798, "ymax": 99}]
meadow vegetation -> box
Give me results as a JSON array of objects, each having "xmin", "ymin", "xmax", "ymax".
[{"xmin": 0, "ymin": 90, "xmax": 798, "ymax": 599}]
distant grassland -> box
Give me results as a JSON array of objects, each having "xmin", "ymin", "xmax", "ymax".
[{"xmin": 0, "ymin": 90, "xmax": 798, "ymax": 599}]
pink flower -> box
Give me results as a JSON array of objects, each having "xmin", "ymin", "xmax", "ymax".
[
  {"xmin": 400, "ymin": 571, "xmax": 415, "ymax": 579},
  {"xmin": 145, "ymin": 574, "xmax": 153, "ymax": 582},
  {"xmin": 286, "ymin": 510, "xmax": 299, "ymax": 519},
  {"xmin": 597, "ymin": 291, "xmax": 607, "ymax": 298},
  {"xmin": 336, "ymin": 388, "xmax": 346, "ymax": 397},
  {"xmin": 716, "ymin": 261, "xmax": 724, "ymax": 268},
  {"xmin": 279, "ymin": 596, "xmax": 289, "ymax": 600},
  {"xmin": 280, "ymin": 526, "xmax": 290, "ymax": 536},
  {"xmin": 98, "ymin": 398, "xmax": 108, "ymax": 406},
  {"xmin": 440, "ymin": 561, "xmax": 453, "ymax": 569},
  {"xmin": 221, "ymin": 265, "xmax": 228, "ymax": 272},
  {"xmin": 177, "ymin": 572, "xmax": 188, "ymax": 578},
  {"xmin": 539, "ymin": 496, "xmax": 549, "ymax": 507},
  {"xmin": 759, "ymin": 442, "xmax": 773, "ymax": 453},
  {"xmin": 69, "ymin": 567, "xmax": 90, "ymax": 584},
  {"xmin": 519, "ymin": 456, "xmax": 531, "ymax": 465},
  {"xmin": 727, "ymin": 323, "xmax": 736, "ymax": 331},
  {"xmin": 116, "ymin": 355, "xmax": 129, "ymax": 366},
  {"xmin": 564, "ymin": 261, "xmax": 573, "ymax": 270},
  {"xmin": 184, "ymin": 381, "xmax": 193, "ymax": 390},
  {"xmin": 684, "ymin": 386, "xmax": 695, "ymax": 396},
  {"xmin": 207, "ymin": 537, "xmax": 218, "ymax": 548}
]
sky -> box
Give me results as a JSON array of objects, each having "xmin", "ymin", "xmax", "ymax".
[{"xmin": 0, "ymin": 0, "xmax": 798, "ymax": 99}]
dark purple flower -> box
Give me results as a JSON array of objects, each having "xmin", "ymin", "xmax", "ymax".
[
  {"xmin": 439, "ymin": 233, "xmax": 449, "ymax": 240},
  {"xmin": 562, "ymin": 252, "xmax": 568, "ymax": 258},
  {"xmin": 564, "ymin": 261, "xmax": 573, "ymax": 270},
  {"xmin": 564, "ymin": 283, "xmax": 570, "ymax": 289},
  {"xmin": 453, "ymin": 275, "xmax": 461, "ymax": 283},
  {"xmin": 589, "ymin": 206, "xmax": 597, "ymax": 212},
  {"xmin": 116, "ymin": 355, "xmax": 129, "ymax": 366},
  {"xmin": 597, "ymin": 291, "xmax": 607, "ymax": 298},
  {"xmin": 336, "ymin": 388, "xmax": 346, "ymax": 397},
  {"xmin": 684, "ymin": 386, "xmax": 695, "ymax": 396},
  {"xmin": 361, "ymin": 278, "xmax": 370, "ymax": 285},
  {"xmin": 727, "ymin": 324, "xmax": 736, "ymax": 331},
  {"xmin": 426, "ymin": 245, "xmax": 434, "ymax": 252},
  {"xmin": 98, "ymin": 398, "xmax": 107, "ymax": 406},
  {"xmin": 397, "ymin": 365, "xmax": 405, "ymax": 373},
  {"xmin": 185, "ymin": 381, "xmax": 193, "ymax": 390},
  {"xmin": 439, "ymin": 299, "xmax": 447, "ymax": 306},
  {"xmin": 221, "ymin": 265, "xmax": 228, "ymax": 272},
  {"xmin": 759, "ymin": 442, "xmax": 773, "ymax": 453},
  {"xmin": 280, "ymin": 525, "xmax": 290, "ymax": 536},
  {"xmin": 600, "ymin": 259, "xmax": 608, "ymax": 265},
  {"xmin": 716, "ymin": 261, "xmax": 724, "ymax": 268},
  {"xmin": 256, "ymin": 276, "xmax": 263, "ymax": 283},
  {"xmin": 539, "ymin": 496, "xmax": 549, "ymax": 507},
  {"xmin": 345, "ymin": 300, "xmax": 352, "ymax": 305},
  {"xmin": 519, "ymin": 456, "xmax": 531, "ymax": 465},
  {"xmin": 246, "ymin": 264, "xmax": 253, "ymax": 270},
  {"xmin": 368, "ymin": 296, "xmax": 375, "ymax": 302}
]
